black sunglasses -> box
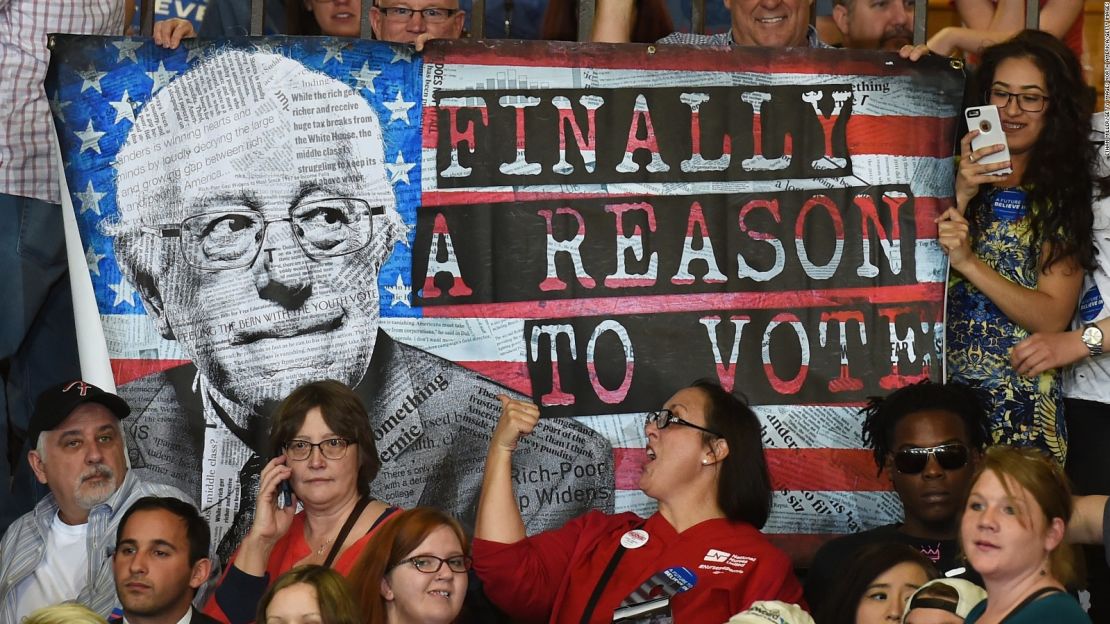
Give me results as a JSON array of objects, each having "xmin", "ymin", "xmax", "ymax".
[{"xmin": 892, "ymin": 443, "xmax": 970, "ymax": 474}]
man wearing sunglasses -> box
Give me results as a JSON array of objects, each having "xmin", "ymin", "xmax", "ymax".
[{"xmin": 804, "ymin": 382, "xmax": 990, "ymax": 613}]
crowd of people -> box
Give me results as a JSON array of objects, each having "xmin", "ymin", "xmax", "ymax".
[
  {"xmin": 2, "ymin": 0, "xmax": 1109, "ymax": 622},
  {"xmin": 3, "ymin": 372, "xmax": 1110, "ymax": 623}
]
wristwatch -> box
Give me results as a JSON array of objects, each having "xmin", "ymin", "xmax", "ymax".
[{"xmin": 1081, "ymin": 323, "xmax": 1104, "ymax": 357}]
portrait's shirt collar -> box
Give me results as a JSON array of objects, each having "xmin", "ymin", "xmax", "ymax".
[{"xmin": 197, "ymin": 372, "xmax": 254, "ymax": 432}]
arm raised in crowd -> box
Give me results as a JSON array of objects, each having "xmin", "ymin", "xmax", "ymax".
[
  {"xmin": 474, "ymin": 395, "xmax": 539, "ymax": 543},
  {"xmin": 957, "ymin": 0, "xmax": 1082, "ymax": 39},
  {"xmin": 231, "ymin": 455, "xmax": 298, "ymax": 576}
]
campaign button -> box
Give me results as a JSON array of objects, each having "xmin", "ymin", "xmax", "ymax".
[
  {"xmin": 621, "ymin": 529, "xmax": 649, "ymax": 549},
  {"xmin": 991, "ymin": 188, "xmax": 1027, "ymax": 222},
  {"xmin": 1080, "ymin": 285, "xmax": 1104, "ymax": 322}
]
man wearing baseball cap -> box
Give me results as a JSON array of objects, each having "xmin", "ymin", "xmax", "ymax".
[{"xmin": 0, "ymin": 380, "xmax": 194, "ymax": 621}]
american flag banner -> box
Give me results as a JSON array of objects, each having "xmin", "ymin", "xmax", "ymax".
[{"xmin": 45, "ymin": 35, "xmax": 963, "ymax": 564}]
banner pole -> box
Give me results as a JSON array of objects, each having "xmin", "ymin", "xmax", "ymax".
[{"xmin": 140, "ymin": 0, "xmax": 154, "ymax": 37}]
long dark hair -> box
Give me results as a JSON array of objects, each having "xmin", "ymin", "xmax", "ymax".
[
  {"xmin": 690, "ymin": 379, "xmax": 772, "ymax": 528},
  {"xmin": 815, "ymin": 543, "xmax": 938, "ymax": 624},
  {"xmin": 968, "ymin": 30, "xmax": 1100, "ymax": 271}
]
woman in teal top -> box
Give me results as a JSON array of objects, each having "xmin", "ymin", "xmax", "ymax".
[
  {"xmin": 961, "ymin": 446, "xmax": 1089, "ymax": 623},
  {"xmin": 943, "ymin": 30, "xmax": 1098, "ymax": 465}
]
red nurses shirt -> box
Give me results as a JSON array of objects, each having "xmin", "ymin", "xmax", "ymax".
[{"xmin": 473, "ymin": 510, "xmax": 805, "ymax": 624}]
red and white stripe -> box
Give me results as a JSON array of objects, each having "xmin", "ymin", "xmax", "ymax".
[{"xmin": 416, "ymin": 45, "xmax": 953, "ymax": 561}]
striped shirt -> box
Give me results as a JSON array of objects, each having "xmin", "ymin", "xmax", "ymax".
[
  {"xmin": 0, "ymin": 0, "xmax": 124, "ymax": 203},
  {"xmin": 0, "ymin": 470, "xmax": 193, "ymax": 620},
  {"xmin": 657, "ymin": 25, "xmax": 830, "ymax": 48}
]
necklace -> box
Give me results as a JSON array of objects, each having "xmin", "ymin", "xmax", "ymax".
[{"xmin": 313, "ymin": 534, "xmax": 336, "ymax": 556}]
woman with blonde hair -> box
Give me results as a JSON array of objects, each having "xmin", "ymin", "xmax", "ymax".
[
  {"xmin": 348, "ymin": 507, "xmax": 471, "ymax": 624},
  {"xmin": 960, "ymin": 446, "xmax": 1088, "ymax": 622},
  {"xmin": 257, "ymin": 565, "xmax": 360, "ymax": 624},
  {"xmin": 22, "ymin": 604, "xmax": 107, "ymax": 624}
]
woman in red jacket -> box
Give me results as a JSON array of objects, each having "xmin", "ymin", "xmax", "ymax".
[{"xmin": 473, "ymin": 379, "xmax": 804, "ymax": 623}]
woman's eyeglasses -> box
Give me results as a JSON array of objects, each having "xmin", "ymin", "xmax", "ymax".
[
  {"xmin": 985, "ymin": 88, "xmax": 1049, "ymax": 113},
  {"xmin": 892, "ymin": 443, "xmax": 970, "ymax": 474},
  {"xmin": 644, "ymin": 409, "xmax": 722, "ymax": 437},
  {"xmin": 394, "ymin": 555, "xmax": 473, "ymax": 573},
  {"xmin": 284, "ymin": 438, "xmax": 353, "ymax": 461}
]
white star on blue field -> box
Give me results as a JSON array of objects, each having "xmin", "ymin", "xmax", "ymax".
[{"xmin": 44, "ymin": 35, "xmax": 425, "ymax": 319}]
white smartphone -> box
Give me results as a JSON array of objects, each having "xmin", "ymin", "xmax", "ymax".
[{"xmin": 964, "ymin": 105, "xmax": 1012, "ymax": 176}]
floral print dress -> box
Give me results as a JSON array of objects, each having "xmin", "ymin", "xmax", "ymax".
[{"xmin": 946, "ymin": 187, "xmax": 1066, "ymax": 463}]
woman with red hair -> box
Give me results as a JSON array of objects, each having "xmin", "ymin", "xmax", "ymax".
[{"xmin": 349, "ymin": 507, "xmax": 471, "ymax": 624}]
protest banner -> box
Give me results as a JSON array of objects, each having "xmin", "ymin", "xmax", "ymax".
[{"xmin": 45, "ymin": 35, "xmax": 963, "ymax": 561}]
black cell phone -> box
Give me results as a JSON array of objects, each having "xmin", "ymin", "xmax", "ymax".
[
  {"xmin": 273, "ymin": 452, "xmax": 294, "ymax": 509},
  {"xmin": 277, "ymin": 478, "xmax": 294, "ymax": 509}
]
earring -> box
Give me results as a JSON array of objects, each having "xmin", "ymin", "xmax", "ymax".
[{"xmin": 701, "ymin": 459, "xmax": 709, "ymax": 465}]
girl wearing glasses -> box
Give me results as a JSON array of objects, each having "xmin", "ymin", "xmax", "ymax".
[
  {"xmin": 204, "ymin": 381, "xmax": 400, "ymax": 623},
  {"xmin": 959, "ymin": 446, "xmax": 1088, "ymax": 622},
  {"xmin": 471, "ymin": 379, "xmax": 803, "ymax": 623},
  {"xmin": 943, "ymin": 30, "xmax": 1098, "ymax": 466},
  {"xmin": 349, "ymin": 507, "xmax": 472, "ymax": 624}
]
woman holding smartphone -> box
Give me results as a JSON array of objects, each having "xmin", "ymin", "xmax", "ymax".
[
  {"xmin": 942, "ymin": 29, "xmax": 1098, "ymax": 465},
  {"xmin": 204, "ymin": 380, "xmax": 400, "ymax": 623}
]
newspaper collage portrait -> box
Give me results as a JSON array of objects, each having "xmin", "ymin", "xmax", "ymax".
[{"xmin": 46, "ymin": 35, "xmax": 964, "ymax": 562}]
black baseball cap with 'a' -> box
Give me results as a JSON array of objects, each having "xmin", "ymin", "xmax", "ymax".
[{"xmin": 29, "ymin": 380, "xmax": 130, "ymax": 445}]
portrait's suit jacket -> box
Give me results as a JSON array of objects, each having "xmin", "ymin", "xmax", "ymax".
[{"xmin": 118, "ymin": 330, "xmax": 615, "ymax": 560}]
